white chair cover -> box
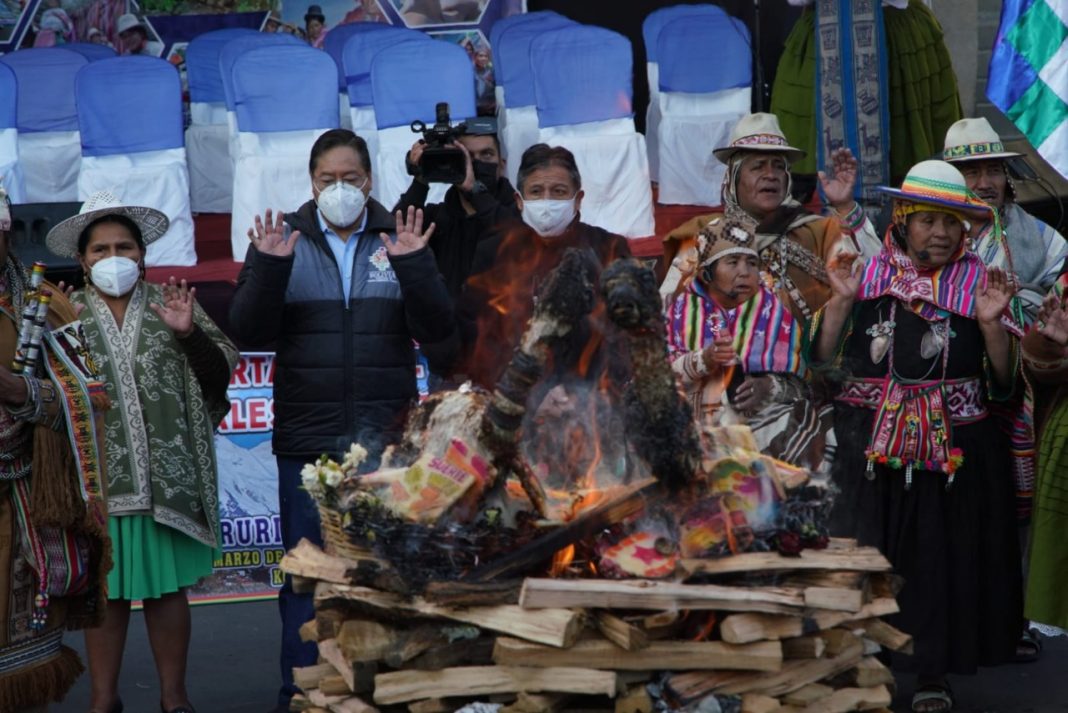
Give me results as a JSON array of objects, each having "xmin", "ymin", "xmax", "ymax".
[
  {"xmin": 531, "ymin": 27, "xmax": 654, "ymax": 239},
  {"xmin": 0, "ymin": 48, "xmax": 88, "ymax": 202},
  {"xmin": 185, "ymin": 28, "xmax": 258, "ymax": 213},
  {"xmin": 370, "ymin": 41, "xmax": 475, "ymax": 210},
  {"xmin": 326, "ymin": 23, "xmax": 392, "ymax": 133},
  {"xmin": 76, "ymin": 56, "xmax": 196, "ymax": 266},
  {"xmin": 0, "ymin": 64, "xmax": 23, "ymax": 203},
  {"xmin": 79, "ymin": 149, "xmax": 196, "ymax": 266},
  {"xmin": 641, "ymin": 4, "xmax": 729, "ymax": 183},
  {"xmin": 494, "ymin": 12, "xmax": 574, "ymax": 171},
  {"xmin": 656, "ymin": 14, "xmax": 751, "ymax": 206},
  {"xmin": 229, "ymin": 44, "xmax": 338, "ymax": 260}
]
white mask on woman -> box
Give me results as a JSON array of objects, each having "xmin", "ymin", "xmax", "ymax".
[
  {"xmin": 317, "ymin": 182, "xmax": 366, "ymax": 228},
  {"xmin": 522, "ymin": 198, "xmax": 576, "ymax": 238},
  {"xmin": 90, "ymin": 256, "xmax": 141, "ymax": 297}
]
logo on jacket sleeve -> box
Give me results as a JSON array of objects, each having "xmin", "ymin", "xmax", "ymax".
[{"xmin": 368, "ymin": 246, "xmax": 397, "ymax": 283}]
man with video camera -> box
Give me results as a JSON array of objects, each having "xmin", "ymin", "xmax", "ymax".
[{"xmin": 393, "ymin": 113, "xmax": 520, "ymax": 298}]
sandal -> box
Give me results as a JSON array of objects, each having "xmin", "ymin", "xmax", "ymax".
[
  {"xmin": 912, "ymin": 682, "xmax": 953, "ymax": 713},
  {"xmin": 1015, "ymin": 626, "xmax": 1043, "ymax": 663}
]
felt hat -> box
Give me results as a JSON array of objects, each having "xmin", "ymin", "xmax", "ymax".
[
  {"xmin": 45, "ymin": 191, "xmax": 168, "ymax": 258},
  {"xmin": 697, "ymin": 216, "xmax": 758, "ymax": 268},
  {"xmin": 713, "ymin": 112, "xmax": 806, "ymax": 164},
  {"xmin": 304, "ymin": 4, "xmax": 326, "ymax": 22},
  {"xmin": 875, "ymin": 160, "xmax": 993, "ymax": 217},
  {"xmin": 942, "ymin": 117, "xmax": 1022, "ymax": 163},
  {"xmin": 116, "ymin": 13, "xmax": 144, "ymax": 34}
]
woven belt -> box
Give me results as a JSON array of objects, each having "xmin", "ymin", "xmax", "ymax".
[
  {"xmin": 0, "ymin": 629, "xmax": 64, "ymax": 675},
  {"xmin": 836, "ymin": 377, "xmax": 988, "ymax": 424}
]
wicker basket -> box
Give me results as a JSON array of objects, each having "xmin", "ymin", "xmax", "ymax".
[{"xmin": 318, "ymin": 505, "xmax": 373, "ymax": 562}]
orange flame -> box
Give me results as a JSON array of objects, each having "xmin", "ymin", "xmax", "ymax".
[
  {"xmin": 692, "ymin": 613, "xmax": 717, "ymax": 642},
  {"xmin": 550, "ymin": 544, "xmax": 576, "ymax": 577}
]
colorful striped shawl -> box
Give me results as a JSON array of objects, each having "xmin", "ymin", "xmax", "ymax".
[
  {"xmin": 855, "ymin": 231, "xmax": 1023, "ymax": 337},
  {"xmin": 666, "ymin": 281, "xmax": 807, "ymax": 378}
]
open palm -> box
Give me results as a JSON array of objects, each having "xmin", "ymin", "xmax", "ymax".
[
  {"xmin": 976, "ymin": 267, "xmax": 1015, "ymax": 325},
  {"xmin": 381, "ymin": 206, "xmax": 436, "ymax": 256}
]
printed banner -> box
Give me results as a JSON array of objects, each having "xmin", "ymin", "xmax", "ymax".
[{"xmin": 190, "ymin": 352, "xmax": 282, "ymax": 603}]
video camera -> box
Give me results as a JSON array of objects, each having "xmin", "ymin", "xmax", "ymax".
[{"xmin": 408, "ymin": 102, "xmax": 468, "ymax": 185}]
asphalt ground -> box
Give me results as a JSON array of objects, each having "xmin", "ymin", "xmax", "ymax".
[{"xmin": 51, "ymin": 600, "xmax": 1068, "ymax": 712}]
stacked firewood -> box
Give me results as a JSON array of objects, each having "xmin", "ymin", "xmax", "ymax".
[{"xmin": 280, "ymin": 536, "xmax": 910, "ymax": 713}]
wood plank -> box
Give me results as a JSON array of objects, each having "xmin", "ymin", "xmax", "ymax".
[
  {"xmin": 519, "ymin": 578, "xmax": 806, "ymax": 615},
  {"xmin": 781, "ymin": 636, "xmax": 826, "ymax": 659},
  {"xmin": 329, "ymin": 698, "xmax": 379, "ymax": 713},
  {"xmin": 783, "ymin": 572, "xmax": 866, "ymax": 590},
  {"xmin": 299, "ymin": 619, "xmax": 319, "ymax": 643},
  {"xmin": 595, "ymin": 611, "xmax": 649, "ymax": 651},
  {"xmin": 720, "ymin": 613, "xmax": 805, "ymax": 644},
  {"xmin": 818, "ymin": 629, "xmax": 861, "ymax": 657},
  {"xmin": 372, "ymin": 666, "xmax": 619, "ymax": 705},
  {"xmin": 493, "ymin": 636, "xmax": 782, "ymax": 672},
  {"xmin": 850, "ymin": 657, "xmax": 894, "ymax": 687},
  {"xmin": 316, "ymin": 582, "xmax": 584, "ymax": 648},
  {"xmin": 741, "ymin": 693, "xmax": 782, "ymax": 713},
  {"xmin": 859, "ymin": 618, "xmax": 913, "ymax": 654},
  {"xmin": 681, "ymin": 547, "xmax": 891, "ymax": 577},
  {"xmin": 781, "ymin": 684, "xmax": 834, "ymax": 706},
  {"xmin": 800, "ymin": 685, "xmax": 891, "ymax": 713},
  {"xmin": 802, "ymin": 587, "xmax": 863, "ymax": 613},
  {"xmin": 321, "ymin": 676, "xmax": 354, "ymax": 696},
  {"xmin": 293, "ymin": 663, "xmax": 338, "ymax": 691},
  {"xmin": 665, "ymin": 639, "xmax": 864, "ymax": 701},
  {"xmin": 424, "ymin": 580, "xmax": 521, "ymax": 607},
  {"xmin": 320, "ymin": 639, "xmax": 355, "ymax": 692}
]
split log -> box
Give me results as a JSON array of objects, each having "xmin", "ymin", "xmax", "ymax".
[
  {"xmin": 780, "ymin": 636, "xmax": 826, "ymax": 659},
  {"xmin": 614, "ymin": 685, "xmax": 653, "ymax": 713},
  {"xmin": 519, "ymin": 578, "xmax": 806, "ymax": 614},
  {"xmin": 329, "ymin": 698, "xmax": 378, "ymax": 713},
  {"xmin": 849, "ymin": 657, "xmax": 894, "ymax": 687},
  {"xmin": 423, "ymin": 580, "xmax": 521, "ymax": 607},
  {"xmin": 300, "ymin": 619, "xmax": 320, "ymax": 643},
  {"xmin": 720, "ymin": 613, "xmax": 805, "ymax": 644},
  {"xmin": 321, "ymin": 639, "xmax": 356, "ymax": 692},
  {"xmin": 465, "ymin": 478, "xmax": 658, "ymax": 582},
  {"xmin": 282, "ymin": 538, "xmax": 406, "ymax": 593},
  {"xmin": 818, "ymin": 629, "xmax": 861, "ymax": 657},
  {"xmin": 595, "ymin": 611, "xmax": 649, "ymax": 651},
  {"xmin": 315, "ymin": 608, "xmax": 348, "ymax": 641},
  {"xmin": 859, "ymin": 618, "xmax": 914, "ymax": 654},
  {"xmin": 503, "ymin": 692, "xmax": 571, "ymax": 713},
  {"xmin": 316, "ymin": 582, "xmax": 584, "ymax": 648},
  {"xmin": 800, "ymin": 685, "xmax": 891, "ymax": 713},
  {"xmin": 405, "ymin": 637, "xmax": 496, "ymax": 670},
  {"xmin": 782, "ymin": 572, "xmax": 866, "ymax": 590},
  {"xmin": 809, "ymin": 598, "xmax": 899, "ymax": 630},
  {"xmin": 294, "ymin": 663, "xmax": 339, "ymax": 691},
  {"xmin": 665, "ymin": 638, "xmax": 864, "ymax": 701},
  {"xmin": 372, "ymin": 666, "xmax": 619, "ymax": 705},
  {"xmin": 308, "ymin": 690, "xmax": 346, "ymax": 708},
  {"xmin": 681, "ymin": 547, "xmax": 891, "ymax": 577},
  {"xmin": 407, "ymin": 700, "xmax": 454, "ymax": 713},
  {"xmin": 741, "ymin": 693, "xmax": 782, "ymax": 713},
  {"xmin": 866, "ymin": 573, "xmax": 905, "ymax": 599},
  {"xmin": 493, "ymin": 636, "xmax": 782, "ymax": 672},
  {"xmin": 321, "ymin": 676, "xmax": 354, "ymax": 696},
  {"xmin": 802, "ymin": 587, "xmax": 863, "ymax": 613},
  {"xmin": 781, "ymin": 684, "xmax": 834, "ymax": 706}
]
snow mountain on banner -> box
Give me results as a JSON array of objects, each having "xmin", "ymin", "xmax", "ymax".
[{"xmin": 214, "ymin": 436, "xmax": 279, "ymax": 518}]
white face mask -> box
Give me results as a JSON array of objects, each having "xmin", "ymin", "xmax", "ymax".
[
  {"xmin": 521, "ymin": 198, "xmax": 576, "ymax": 238},
  {"xmin": 316, "ymin": 182, "xmax": 367, "ymax": 228},
  {"xmin": 90, "ymin": 256, "xmax": 141, "ymax": 297}
]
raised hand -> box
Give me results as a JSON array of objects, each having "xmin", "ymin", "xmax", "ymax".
[
  {"xmin": 149, "ymin": 276, "xmax": 196, "ymax": 338},
  {"xmin": 1035, "ymin": 291, "xmax": 1068, "ymax": 346},
  {"xmin": 56, "ymin": 281, "xmax": 85, "ymax": 315},
  {"xmin": 380, "ymin": 206, "xmax": 436, "ymax": 257},
  {"xmin": 819, "ymin": 147, "xmax": 859, "ymax": 211},
  {"xmin": 976, "ymin": 267, "xmax": 1016, "ymax": 325},
  {"xmin": 701, "ymin": 333, "xmax": 737, "ymax": 370},
  {"xmin": 826, "ymin": 251, "xmax": 861, "ymax": 301},
  {"xmin": 248, "ymin": 208, "xmax": 299, "ymax": 257}
]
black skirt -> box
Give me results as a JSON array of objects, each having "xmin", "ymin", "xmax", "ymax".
[{"xmin": 829, "ymin": 298, "xmax": 1022, "ymax": 675}]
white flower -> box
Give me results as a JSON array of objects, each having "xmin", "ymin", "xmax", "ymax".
[
  {"xmin": 323, "ymin": 464, "xmax": 343, "ymax": 488},
  {"xmin": 300, "ymin": 463, "xmax": 320, "ymax": 490},
  {"xmin": 341, "ymin": 443, "xmax": 368, "ymax": 473}
]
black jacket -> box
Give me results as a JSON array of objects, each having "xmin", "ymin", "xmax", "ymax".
[
  {"xmin": 229, "ymin": 198, "xmax": 458, "ymax": 458},
  {"xmin": 392, "ymin": 176, "xmax": 520, "ymax": 298}
]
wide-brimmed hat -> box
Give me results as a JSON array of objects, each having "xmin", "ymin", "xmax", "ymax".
[
  {"xmin": 875, "ymin": 160, "xmax": 992, "ymax": 217},
  {"xmin": 942, "ymin": 117, "xmax": 1022, "ymax": 163},
  {"xmin": 697, "ymin": 216, "xmax": 758, "ymax": 267},
  {"xmin": 87, "ymin": 26, "xmax": 105, "ymax": 39},
  {"xmin": 304, "ymin": 4, "xmax": 326, "ymax": 22},
  {"xmin": 45, "ymin": 191, "xmax": 169, "ymax": 258},
  {"xmin": 116, "ymin": 13, "xmax": 144, "ymax": 35},
  {"xmin": 713, "ymin": 113, "xmax": 806, "ymax": 164}
]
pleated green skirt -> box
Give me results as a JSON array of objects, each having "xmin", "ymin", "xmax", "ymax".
[
  {"xmin": 106, "ymin": 515, "xmax": 215, "ymax": 601},
  {"xmin": 1026, "ymin": 398, "xmax": 1068, "ymax": 630},
  {"xmin": 770, "ymin": 0, "xmax": 962, "ymax": 183}
]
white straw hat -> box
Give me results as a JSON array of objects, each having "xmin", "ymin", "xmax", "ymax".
[
  {"xmin": 942, "ymin": 117, "xmax": 1022, "ymax": 163},
  {"xmin": 45, "ymin": 191, "xmax": 168, "ymax": 258},
  {"xmin": 116, "ymin": 13, "xmax": 144, "ymax": 35},
  {"xmin": 713, "ymin": 112, "xmax": 806, "ymax": 164}
]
